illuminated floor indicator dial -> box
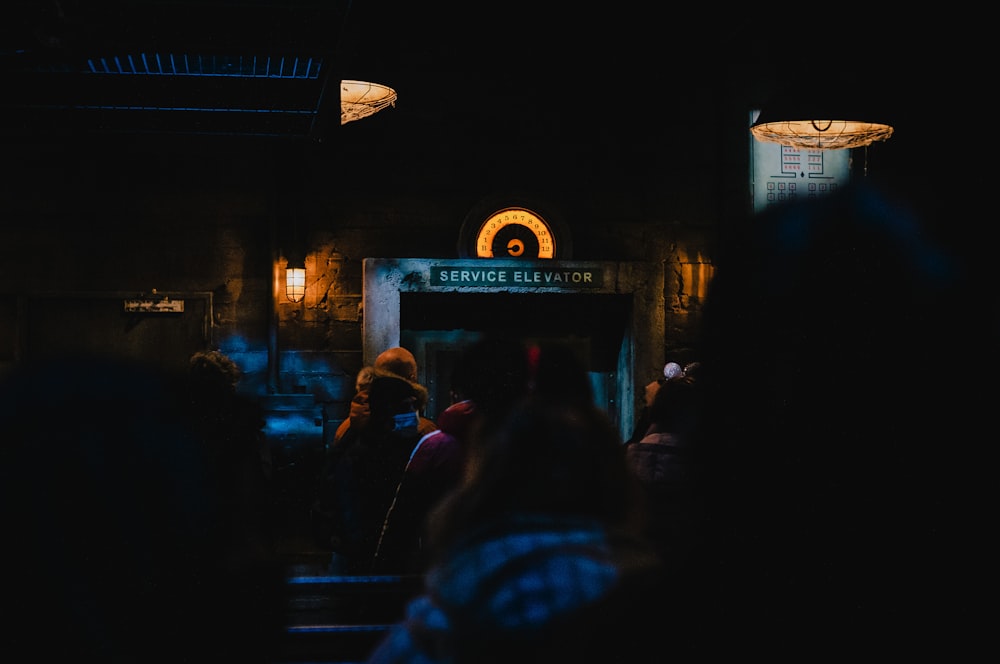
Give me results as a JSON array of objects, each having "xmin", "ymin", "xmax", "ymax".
[{"xmin": 475, "ymin": 207, "xmax": 556, "ymax": 259}]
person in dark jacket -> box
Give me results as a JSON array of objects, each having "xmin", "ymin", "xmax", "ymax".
[
  {"xmin": 321, "ymin": 373, "xmax": 425, "ymax": 574},
  {"xmin": 373, "ymin": 335, "xmax": 532, "ymax": 575},
  {"xmin": 182, "ymin": 350, "xmax": 278, "ymax": 573},
  {"xmin": 623, "ymin": 374, "xmax": 706, "ymax": 567},
  {"xmin": 313, "ymin": 354, "xmax": 436, "ymax": 557}
]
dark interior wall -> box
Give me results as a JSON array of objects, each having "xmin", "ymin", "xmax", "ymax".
[
  {"xmin": 21, "ymin": 294, "xmax": 212, "ymax": 375},
  {"xmin": 1, "ymin": 97, "xmax": 719, "ymax": 423},
  {"xmin": 1, "ymin": 134, "xmax": 277, "ymax": 364},
  {"xmin": 0, "ymin": 296, "xmax": 19, "ymax": 378}
]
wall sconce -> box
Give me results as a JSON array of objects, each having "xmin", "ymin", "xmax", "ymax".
[
  {"xmin": 285, "ymin": 259, "xmax": 306, "ymax": 303},
  {"xmin": 750, "ymin": 77, "xmax": 894, "ymax": 151}
]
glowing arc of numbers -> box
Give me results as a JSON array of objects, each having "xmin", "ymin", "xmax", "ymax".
[{"xmin": 476, "ymin": 209, "xmax": 555, "ymax": 259}]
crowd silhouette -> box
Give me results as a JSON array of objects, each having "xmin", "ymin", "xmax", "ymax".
[
  {"xmin": 364, "ymin": 180, "xmax": 990, "ymax": 660},
  {"xmin": 373, "ymin": 335, "xmax": 532, "ymax": 575},
  {"xmin": 368, "ymin": 341, "xmax": 663, "ymax": 664}
]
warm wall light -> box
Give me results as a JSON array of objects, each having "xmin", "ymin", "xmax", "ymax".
[
  {"xmin": 286, "ymin": 265, "xmax": 306, "ymax": 303},
  {"xmin": 750, "ymin": 77, "xmax": 894, "ymax": 151}
]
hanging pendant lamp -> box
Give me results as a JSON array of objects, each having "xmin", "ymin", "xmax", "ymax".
[
  {"xmin": 750, "ymin": 76, "xmax": 894, "ymax": 151},
  {"xmin": 341, "ymin": 80, "xmax": 397, "ymax": 125},
  {"xmin": 750, "ymin": 117, "xmax": 894, "ymax": 150}
]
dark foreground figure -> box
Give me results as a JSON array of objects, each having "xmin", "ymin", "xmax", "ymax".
[
  {"xmin": 0, "ymin": 354, "xmax": 286, "ymax": 663},
  {"xmin": 685, "ymin": 181, "xmax": 991, "ymax": 658}
]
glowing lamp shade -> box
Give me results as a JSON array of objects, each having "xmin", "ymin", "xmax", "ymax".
[
  {"xmin": 286, "ymin": 266, "xmax": 306, "ymax": 303},
  {"xmin": 750, "ymin": 76, "xmax": 894, "ymax": 151},
  {"xmin": 341, "ymin": 80, "xmax": 397, "ymax": 125},
  {"xmin": 750, "ymin": 118, "xmax": 894, "ymax": 150}
]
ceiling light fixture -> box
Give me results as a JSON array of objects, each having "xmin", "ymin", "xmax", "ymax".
[
  {"xmin": 341, "ymin": 80, "xmax": 397, "ymax": 125},
  {"xmin": 750, "ymin": 77, "xmax": 894, "ymax": 151},
  {"xmin": 750, "ymin": 117, "xmax": 894, "ymax": 151}
]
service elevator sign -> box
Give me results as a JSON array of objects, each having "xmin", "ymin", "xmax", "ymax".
[{"xmin": 430, "ymin": 265, "xmax": 604, "ymax": 288}]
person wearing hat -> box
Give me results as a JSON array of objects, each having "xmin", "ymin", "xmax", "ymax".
[
  {"xmin": 331, "ymin": 347, "xmax": 436, "ymax": 447},
  {"xmin": 313, "ymin": 348, "xmax": 434, "ymax": 561},
  {"xmin": 318, "ymin": 372, "xmax": 429, "ymax": 574},
  {"xmin": 627, "ymin": 361, "xmax": 688, "ymax": 444},
  {"xmin": 373, "ymin": 335, "xmax": 533, "ymax": 575}
]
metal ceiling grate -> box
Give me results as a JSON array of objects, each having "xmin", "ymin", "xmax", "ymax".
[{"xmin": 85, "ymin": 54, "xmax": 323, "ymax": 79}]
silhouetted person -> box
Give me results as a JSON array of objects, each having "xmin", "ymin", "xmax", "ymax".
[
  {"xmin": 320, "ymin": 373, "xmax": 425, "ymax": 574},
  {"xmin": 627, "ymin": 361, "xmax": 689, "ymax": 444},
  {"xmin": 367, "ymin": 342, "xmax": 662, "ymax": 664},
  {"xmin": 0, "ymin": 354, "xmax": 286, "ymax": 663},
  {"xmin": 373, "ymin": 335, "xmax": 532, "ymax": 574},
  {"xmin": 683, "ymin": 180, "xmax": 988, "ymax": 658},
  {"xmin": 623, "ymin": 374, "xmax": 706, "ymax": 567},
  {"xmin": 331, "ymin": 347, "xmax": 436, "ymax": 446},
  {"xmin": 314, "ymin": 355, "xmax": 435, "ymax": 558},
  {"xmin": 182, "ymin": 349, "xmax": 278, "ymax": 575}
]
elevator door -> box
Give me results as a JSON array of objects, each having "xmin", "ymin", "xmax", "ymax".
[{"xmin": 400, "ymin": 292, "xmax": 629, "ymax": 429}]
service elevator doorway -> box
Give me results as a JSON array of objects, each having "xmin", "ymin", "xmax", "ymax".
[
  {"xmin": 401, "ymin": 292, "xmax": 630, "ymax": 427},
  {"xmin": 363, "ymin": 259, "xmax": 665, "ymax": 442}
]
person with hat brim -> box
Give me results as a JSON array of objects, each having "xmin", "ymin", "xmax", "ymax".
[{"xmin": 332, "ymin": 347, "xmax": 436, "ymax": 447}]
